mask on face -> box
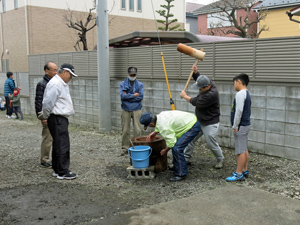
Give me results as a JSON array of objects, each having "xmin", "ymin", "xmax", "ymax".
[{"xmin": 128, "ymin": 76, "xmax": 136, "ymax": 81}]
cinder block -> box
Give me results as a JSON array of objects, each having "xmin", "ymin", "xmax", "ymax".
[
  {"xmin": 266, "ymin": 109, "xmax": 285, "ymax": 122},
  {"xmin": 219, "ymin": 94, "xmax": 232, "ymax": 106},
  {"xmin": 127, "ymin": 165, "xmax": 155, "ymax": 180},
  {"xmin": 285, "ymin": 135, "xmax": 299, "ymax": 148},
  {"xmin": 217, "ymin": 83, "xmax": 232, "ymax": 94},
  {"xmin": 266, "ymin": 121, "xmax": 285, "ymax": 134},
  {"xmin": 248, "ymin": 85, "xmax": 266, "ymax": 97},
  {"xmin": 264, "ymin": 144, "xmax": 284, "ymax": 158},
  {"xmin": 266, "ymin": 132, "xmax": 284, "ymax": 146},
  {"xmin": 251, "ymin": 119, "xmax": 265, "ymax": 132},
  {"xmin": 287, "ymin": 87, "xmax": 300, "ymax": 98},
  {"xmin": 251, "ymin": 96, "xmax": 266, "ymax": 108},
  {"xmin": 219, "ymin": 116, "xmax": 231, "ymax": 126},
  {"xmin": 286, "ymin": 98, "xmax": 300, "ymax": 111},
  {"xmin": 218, "ymin": 125, "xmax": 231, "ymax": 138},
  {"xmin": 248, "ymin": 141, "xmax": 265, "ymax": 154},
  {"xmin": 285, "ymin": 111, "xmax": 300, "ymax": 123},
  {"xmin": 285, "ymin": 123, "xmax": 300, "ymax": 137},
  {"xmin": 251, "ymin": 108, "xmax": 266, "ymax": 120},
  {"xmin": 267, "ymin": 97, "xmax": 286, "ymax": 110},
  {"xmin": 267, "ymin": 86, "xmax": 285, "ymax": 97},
  {"xmin": 220, "ymin": 105, "xmax": 231, "ymax": 116},
  {"xmin": 285, "ymin": 147, "xmax": 300, "ymax": 161},
  {"xmin": 249, "ymin": 130, "xmax": 265, "ymax": 143}
]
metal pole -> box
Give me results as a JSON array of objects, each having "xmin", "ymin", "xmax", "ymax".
[
  {"xmin": 150, "ymin": 0, "xmax": 175, "ymax": 110},
  {"xmin": 97, "ymin": 0, "xmax": 111, "ymax": 131}
]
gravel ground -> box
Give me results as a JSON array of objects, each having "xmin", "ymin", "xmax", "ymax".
[{"xmin": 1, "ymin": 112, "xmax": 300, "ymax": 225}]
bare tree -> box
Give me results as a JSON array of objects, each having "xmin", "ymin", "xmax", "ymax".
[
  {"xmin": 205, "ymin": 0, "xmax": 268, "ymax": 38},
  {"xmin": 156, "ymin": 0, "xmax": 181, "ymax": 31},
  {"xmin": 64, "ymin": 1, "xmax": 96, "ymax": 51}
]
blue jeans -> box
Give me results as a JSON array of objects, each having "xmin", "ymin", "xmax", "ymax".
[{"xmin": 172, "ymin": 121, "xmax": 201, "ymax": 177}]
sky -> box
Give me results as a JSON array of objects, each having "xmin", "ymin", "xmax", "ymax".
[{"xmin": 186, "ymin": 0, "xmax": 216, "ymax": 5}]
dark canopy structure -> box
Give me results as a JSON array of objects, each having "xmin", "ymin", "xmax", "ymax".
[{"xmin": 107, "ymin": 31, "xmax": 243, "ymax": 49}]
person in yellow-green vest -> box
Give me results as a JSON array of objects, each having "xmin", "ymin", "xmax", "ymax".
[{"xmin": 140, "ymin": 110, "xmax": 201, "ymax": 182}]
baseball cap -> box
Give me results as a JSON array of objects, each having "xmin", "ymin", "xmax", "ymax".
[
  {"xmin": 61, "ymin": 63, "xmax": 78, "ymax": 77},
  {"xmin": 128, "ymin": 67, "xmax": 137, "ymax": 75},
  {"xmin": 140, "ymin": 112, "xmax": 154, "ymax": 130},
  {"xmin": 192, "ymin": 75, "xmax": 210, "ymax": 89}
]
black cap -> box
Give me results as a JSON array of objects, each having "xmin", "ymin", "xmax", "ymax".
[
  {"xmin": 140, "ymin": 112, "xmax": 154, "ymax": 130},
  {"xmin": 128, "ymin": 67, "xmax": 137, "ymax": 75},
  {"xmin": 61, "ymin": 63, "xmax": 78, "ymax": 77}
]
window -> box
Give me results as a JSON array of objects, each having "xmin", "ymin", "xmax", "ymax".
[
  {"xmin": 121, "ymin": 0, "xmax": 126, "ymax": 9},
  {"xmin": 6, "ymin": 59, "xmax": 9, "ymax": 72},
  {"xmin": 2, "ymin": 0, "xmax": 6, "ymax": 13},
  {"xmin": 1, "ymin": 60, "xmax": 5, "ymax": 72},
  {"xmin": 207, "ymin": 12, "xmax": 234, "ymax": 28},
  {"xmin": 14, "ymin": 0, "xmax": 18, "ymax": 10},
  {"xmin": 129, "ymin": 0, "xmax": 134, "ymax": 11},
  {"xmin": 137, "ymin": 0, "xmax": 142, "ymax": 11}
]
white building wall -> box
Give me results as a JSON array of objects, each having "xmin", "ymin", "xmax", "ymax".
[
  {"xmin": 3, "ymin": 0, "xmax": 185, "ymax": 24},
  {"xmin": 27, "ymin": 0, "xmax": 94, "ymax": 11},
  {"xmin": 108, "ymin": 0, "xmax": 185, "ymax": 23}
]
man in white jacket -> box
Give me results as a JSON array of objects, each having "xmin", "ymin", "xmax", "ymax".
[{"xmin": 42, "ymin": 63, "xmax": 78, "ymax": 180}]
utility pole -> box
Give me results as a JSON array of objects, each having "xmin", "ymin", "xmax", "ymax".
[{"xmin": 97, "ymin": 0, "xmax": 111, "ymax": 131}]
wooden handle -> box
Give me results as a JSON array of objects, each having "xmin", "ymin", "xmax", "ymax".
[{"xmin": 183, "ymin": 59, "xmax": 199, "ymax": 92}]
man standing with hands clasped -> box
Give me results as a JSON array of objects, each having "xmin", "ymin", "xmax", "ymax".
[
  {"xmin": 120, "ymin": 67, "xmax": 144, "ymax": 155},
  {"xmin": 40, "ymin": 63, "xmax": 78, "ymax": 180},
  {"xmin": 180, "ymin": 65, "xmax": 224, "ymax": 169},
  {"xmin": 35, "ymin": 62, "xmax": 57, "ymax": 168}
]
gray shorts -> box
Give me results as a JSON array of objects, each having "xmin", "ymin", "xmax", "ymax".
[{"xmin": 234, "ymin": 126, "xmax": 250, "ymax": 154}]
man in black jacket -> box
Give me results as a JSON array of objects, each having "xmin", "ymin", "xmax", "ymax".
[
  {"xmin": 35, "ymin": 62, "xmax": 57, "ymax": 167},
  {"xmin": 180, "ymin": 65, "xmax": 224, "ymax": 169}
]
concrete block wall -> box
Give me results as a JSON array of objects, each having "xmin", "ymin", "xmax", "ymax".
[
  {"xmin": 26, "ymin": 76, "xmax": 300, "ymax": 161},
  {"xmin": 68, "ymin": 78, "xmax": 99, "ymax": 129},
  {"xmin": 29, "ymin": 77, "xmax": 100, "ymax": 129},
  {"xmin": 110, "ymin": 79, "xmax": 300, "ymax": 161}
]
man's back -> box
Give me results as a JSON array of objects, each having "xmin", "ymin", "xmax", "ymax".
[
  {"xmin": 190, "ymin": 82, "xmax": 220, "ymax": 126},
  {"xmin": 4, "ymin": 78, "xmax": 15, "ymax": 97},
  {"xmin": 35, "ymin": 75, "xmax": 51, "ymax": 116}
]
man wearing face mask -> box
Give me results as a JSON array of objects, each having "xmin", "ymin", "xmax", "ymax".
[{"xmin": 119, "ymin": 67, "xmax": 144, "ymax": 155}]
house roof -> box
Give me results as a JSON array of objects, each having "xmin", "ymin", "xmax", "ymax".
[
  {"xmin": 254, "ymin": 0, "xmax": 300, "ymax": 10},
  {"xmin": 107, "ymin": 31, "xmax": 244, "ymax": 48},
  {"xmin": 186, "ymin": 2, "xmax": 204, "ymax": 13},
  {"xmin": 290, "ymin": 6, "xmax": 300, "ymax": 16},
  {"xmin": 186, "ymin": 12, "xmax": 198, "ymax": 18}
]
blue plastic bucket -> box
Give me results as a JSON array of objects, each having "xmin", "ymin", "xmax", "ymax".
[{"xmin": 128, "ymin": 146, "xmax": 152, "ymax": 169}]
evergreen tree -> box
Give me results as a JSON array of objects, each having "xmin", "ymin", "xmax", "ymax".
[{"xmin": 156, "ymin": 0, "xmax": 181, "ymax": 31}]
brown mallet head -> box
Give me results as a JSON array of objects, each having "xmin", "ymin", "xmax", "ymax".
[{"xmin": 177, "ymin": 43, "xmax": 206, "ymax": 61}]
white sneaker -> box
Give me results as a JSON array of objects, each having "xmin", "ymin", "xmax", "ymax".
[
  {"xmin": 11, "ymin": 115, "xmax": 16, "ymax": 119},
  {"xmin": 57, "ymin": 171, "xmax": 77, "ymax": 180},
  {"xmin": 7, "ymin": 116, "xmax": 12, "ymax": 118},
  {"xmin": 52, "ymin": 172, "xmax": 58, "ymax": 177}
]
